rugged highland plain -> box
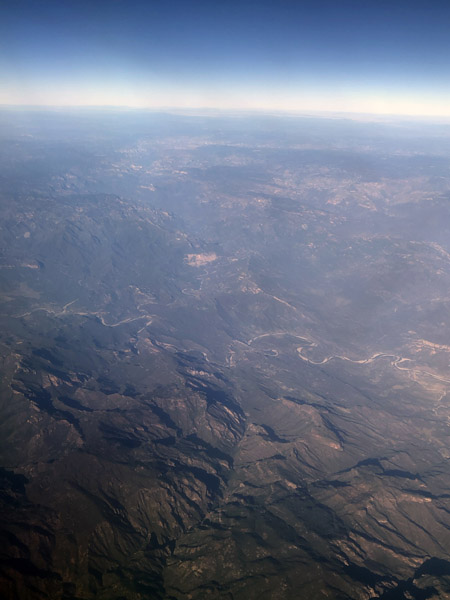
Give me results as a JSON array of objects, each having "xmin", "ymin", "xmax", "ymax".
[{"xmin": 0, "ymin": 110, "xmax": 450, "ymax": 599}]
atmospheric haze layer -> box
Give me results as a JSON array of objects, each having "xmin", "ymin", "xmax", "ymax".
[{"xmin": 1, "ymin": 0, "xmax": 450, "ymax": 117}]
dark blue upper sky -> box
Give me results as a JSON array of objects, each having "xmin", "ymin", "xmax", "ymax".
[{"xmin": 2, "ymin": 0, "xmax": 450, "ymax": 115}]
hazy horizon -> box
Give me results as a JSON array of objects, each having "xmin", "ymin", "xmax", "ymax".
[{"xmin": 2, "ymin": 0, "xmax": 450, "ymax": 118}]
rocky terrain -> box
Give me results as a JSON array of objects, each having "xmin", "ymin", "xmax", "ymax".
[{"xmin": 0, "ymin": 109, "xmax": 449, "ymax": 599}]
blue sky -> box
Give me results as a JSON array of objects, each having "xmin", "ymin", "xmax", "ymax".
[{"xmin": 2, "ymin": 0, "xmax": 450, "ymax": 116}]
